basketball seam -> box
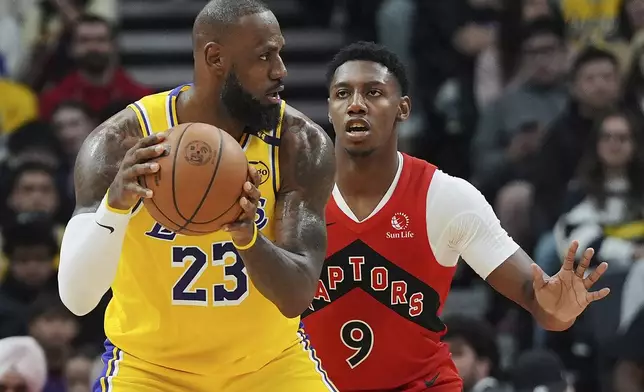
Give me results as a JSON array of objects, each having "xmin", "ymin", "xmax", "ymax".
[
  {"xmin": 175, "ymin": 127, "xmax": 225, "ymax": 232},
  {"xmin": 140, "ymin": 175, "xmax": 185, "ymax": 230},
  {"xmin": 171, "ymin": 123, "xmax": 198, "ymax": 223},
  {"xmin": 171, "ymin": 199, "xmax": 242, "ymax": 234}
]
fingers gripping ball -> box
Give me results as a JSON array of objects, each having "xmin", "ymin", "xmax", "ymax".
[{"xmin": 141, "ymin": 123, "xmax": 248, "ymax": 235}]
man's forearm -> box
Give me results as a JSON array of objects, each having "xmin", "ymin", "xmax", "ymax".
[{"xmin": 238, "ymin": 234, "xmax": 320, "ymax": 318}]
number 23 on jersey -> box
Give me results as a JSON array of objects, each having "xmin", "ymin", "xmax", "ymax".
[{"xmin": 145, "ymin": 197, "xmax": 269, "ymax": 307}]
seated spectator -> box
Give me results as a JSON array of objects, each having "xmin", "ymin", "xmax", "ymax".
[
  {"xmin": 472, "ymin": 17, "xmax": 568, "ymax": 205},
  {"xmin": 27, "ymin": 295, "xmax": 80, "ymax": 392},
  {"xmin": 554, "ymin": 110, "xmax": 644, "ymax": 270},
  {"xmin": 509, "ymin": 349, "xmax": 574, "ymax": 392},
  {"xmin": 443, "ymin": 314, "xmax": 507, "ymax": 392},
  {"xmin": 0, "ymin": 336, "xmax": 47, "ymax": 392},
  {"xmin": 39, "ymin": 14, "xmax": 151, "ymax": 120},
  {"xmin": 0, "ymin": 219, "xmax": 59, "ymax": 338}
]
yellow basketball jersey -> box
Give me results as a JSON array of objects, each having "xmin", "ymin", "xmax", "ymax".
[{"xmin": 104, "ymin": 85, "xmax": 300, "ymax": 376}]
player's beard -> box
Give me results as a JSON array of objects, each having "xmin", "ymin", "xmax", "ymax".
[{"xmin": 221, "ymin": 70, "xmax": 281, "ymax": 133}]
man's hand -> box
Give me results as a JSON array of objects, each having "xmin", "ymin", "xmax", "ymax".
[
  {"xmin": 532, "ymin": 241, "xmax": 611, "ymax": 323},
  {"xmin": 107, "ymin": 133, "xmax": 167, "ymax": 211},
  {"xmin": 223, "ymin": 165, "xmax": 262, "ymax": 247}
]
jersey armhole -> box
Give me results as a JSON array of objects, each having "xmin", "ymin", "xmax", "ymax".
[
  {"xmin": 271, "ymin": 101, "xmax": 286, "ymax": 195},
  {"xmin": 127, "ymin": 102, "xmax": 152, "ymax": 137}
]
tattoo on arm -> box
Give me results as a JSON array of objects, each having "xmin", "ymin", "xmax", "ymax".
[
  {"xmin": 236, "ymin": 109, "xmax": 335, "ymax": 317},
  {"xmin": 73, "ymin": 108, "xmax": 142, "ymax": 215},
  {"xmin": 275, "ymin": 114, "xmax": 336, "ymax": 260}
]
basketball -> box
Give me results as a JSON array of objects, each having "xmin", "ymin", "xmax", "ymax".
[{"xmin": 141, "ymin": 123, "xmax": 248, "ymax": 235}]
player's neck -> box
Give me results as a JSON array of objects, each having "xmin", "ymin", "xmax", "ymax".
[
  {"xmin": 336, "ymin": 147, "xmax": 400, "ymax": 199},
  {"xmin": 175, "ymin": 87, "xmax": 246, "ymax": 141}
]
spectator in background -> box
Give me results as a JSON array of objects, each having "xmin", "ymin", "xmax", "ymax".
[
  {"xmin": 0, "ymin": 220, "xmax": 59, "ymax": 339},
  {"xmin": 64, "ymin": 347, "xmax": 98, "ymax": 392},
  {"xmin": 0, "ymin": 336, "xmax": 47, "ymax": 392},
  {"xmin": 475, "ymin": 0, "xmax": 556, "ymax": 109},
  {"xmin": 497, "ymin": 47, "xmax": 622, "ymax": 253},
  {"xmin": 50, "ymin": 100, "xmax": 96, "ymax": 200},
  {"xmin": 1, "ymin": 161, "xmax": 65, "ymax": 228},
  {"xmin": 27, "ymin": 295, "xmax": 79, "ymax": 392},
  {"xmin": 472, "ymin": 17, "xmax": 568, "ymax": 211},
  {"xmin": 411, "ymin": 0, "xmax": 498, "ymax": 178},
  {"xmin": 39, "ymin": 14, "xmax": 151, "ymax": 120},
  {"xmin": 3, "ymin": 121, "xmax": 65, "ymax": 172},
  {"xmin": 509, "ymin": 350, "xmax": 574, "ymax": 392},
  {"xmin": 443, "ymin": 315, "xmax": 507, "ymax": 392},
  {"xmin": 554, "ymin": 110, "xmax": 644, "ymax": 270}
]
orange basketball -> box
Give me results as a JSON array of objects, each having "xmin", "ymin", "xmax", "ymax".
[{"xmin": 141, "ymin": 123, "xmax": 248, "ymax": 235}]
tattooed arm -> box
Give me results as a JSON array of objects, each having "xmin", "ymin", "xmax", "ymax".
[
  {"xmin": 235, "ymin": 108, "xmax": 336, "ymax": 318},
  {"xmin": 58, "ymin": 108, "xmax": 166, "ymax": 315}
]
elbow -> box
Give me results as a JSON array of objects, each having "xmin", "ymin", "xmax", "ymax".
[
  {"xmin": 276, "ymin": 281, "xmax": 318, "ymax": 319},
  {"xmin": 57, "ymin": 272, "xmax": 98, "ymax": 316},
  {"xmin": 277, "ymin": 304, "xmax": 310, "ymax": 319}
]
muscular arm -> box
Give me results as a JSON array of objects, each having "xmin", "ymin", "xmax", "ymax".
[
  {"xmin": 236, "ymin": 111, "xmax": 336, "ymax": 318},
  {"xmin": 430, "ymin": 172, "xmax": 572, "ymax": 331},
  {"xmin": 485, "ymin": 250, "xmax": 575, "ymax": 331},
  {"xmin": 58, "ymin": 109, "xmax": 142, "ymax": 315}
]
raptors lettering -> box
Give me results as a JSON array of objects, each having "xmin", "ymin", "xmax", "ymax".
[{"xmin": 310, "ymin": 256, "xmax": 424, "ymax": 318}]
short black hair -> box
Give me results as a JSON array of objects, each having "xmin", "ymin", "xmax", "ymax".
[
  {"xmin": 193, "ymin": 0, "xmax": 270, "ymax": 43},
  {"xmin": 2, "ymin": 219, "xmax": 59, "ymax": 259},
  {"xmin": 326, "ymin": 41, "xmax": 409, "ymax": 96},
  {"xmin": 443, "ymin": 314, "xmax": 500, "ymax": 371},
  {"xmin": 7, "ymin": 121, "xmax": 64, "ymax": 158},
  {"xmin": 6, "ymin": 161, "xmax": 57, "ymax": 196},
  {"xmin": 28, "ymin": 293, "xmax": 77, "ymax": 326},
  {"xmin": 571, "ymin": 46, "xmax": 619, "ymax": 78},
  {"xmin": 521, "ymin": 17, "xmax": 565, "ymax": 45},
  {"xmin": 74, "ymin": 13, "xmax": 115, "ymax": 40}
]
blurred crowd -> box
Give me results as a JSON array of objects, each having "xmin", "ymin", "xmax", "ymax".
[{"xmin": 1, "ymin": 0, "xmax": 644, "ymax": 391}]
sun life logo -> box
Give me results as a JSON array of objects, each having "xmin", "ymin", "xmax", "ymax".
[{"xmin": 391, "ymin": 212, "xmax": 410, "ymax": 231}]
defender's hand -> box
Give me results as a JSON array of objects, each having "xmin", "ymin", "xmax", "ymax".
[
  {"xmin": 532, "ymin": 241, "xmax": 610, "ymax": 323},
  {"xmin": 107, "ymin": 133, "xmax": 168, "ymax": 211},
  {"xmin": 223, "ymin": 165, "xmax": 262, "ymax": 247}
]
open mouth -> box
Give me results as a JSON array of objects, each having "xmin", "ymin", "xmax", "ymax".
[
  {"xmin": 344, "ymin": 119, "xmax": 371, "ymax": 141},
  {"xmin": 345, "ymin": 119, "xmax": 370, "ymax": 133},
  {"xmin": 266, "ymin": 85, "xmax": 284, "ymax": 103}
]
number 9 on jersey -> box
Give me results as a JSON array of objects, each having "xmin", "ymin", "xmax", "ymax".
[{"xmin": 340, "ymin": 320, "xmax": 374, "ymax": 368}]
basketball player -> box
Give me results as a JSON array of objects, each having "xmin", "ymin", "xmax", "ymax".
[
  {"xmin": 301, "ymin": 41, "xmax": 611, "ymax": 391},
  {"xmin": 57, "ymin": 1, "xmax": 337, "ymax": 391}
]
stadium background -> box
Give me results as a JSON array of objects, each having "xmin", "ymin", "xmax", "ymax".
[{"xmin": 1, "ymin": 0, "xmax": 644, "ymax": 391}]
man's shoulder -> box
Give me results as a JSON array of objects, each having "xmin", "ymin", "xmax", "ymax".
[{"xmin": 280, "ymin": 103, "xmax": 332, "ymax": 149}]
